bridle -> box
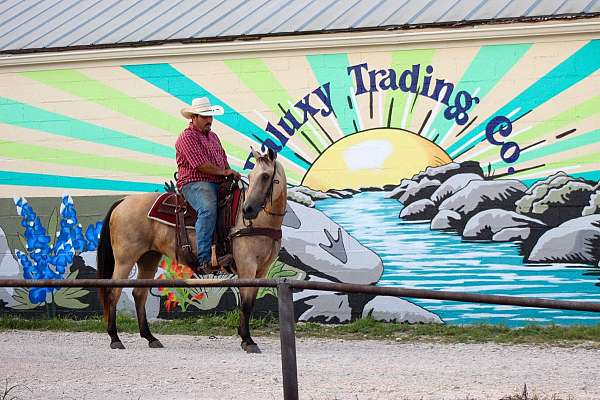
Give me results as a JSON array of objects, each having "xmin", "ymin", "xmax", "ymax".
[
  {"xmin": 241, "ymin": 160, "xmax": 286, "ymax": 228},
  {"xmin": 228, "ymin": 159, "xmax": 286, "ymax": 242},
  {"xmin": 260, "ymin": 162, "xmax": 286, "ymax": 217}
]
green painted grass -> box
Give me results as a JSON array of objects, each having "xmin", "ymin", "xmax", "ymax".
[{"xmin": 1, "ymin": 314, "xmax": 600, "ymax": 346}]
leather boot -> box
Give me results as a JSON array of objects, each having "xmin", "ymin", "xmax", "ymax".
[{"xmin": 194, "ymin": 254, "xmax": 234, "ymax": 276}]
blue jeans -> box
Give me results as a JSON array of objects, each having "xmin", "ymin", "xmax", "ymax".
[{"xmin": 181, "ymin": 181, "xmax": 219, "ymax": 264}]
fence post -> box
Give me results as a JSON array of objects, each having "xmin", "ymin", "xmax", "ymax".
[{"xmin": 277, "ymin": 281, "xmax": 299, "ymax": 400}]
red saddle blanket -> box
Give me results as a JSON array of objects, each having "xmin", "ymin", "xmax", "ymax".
[
  {"xmin": 147, "ymin": 188, "xmax": 242, "ymax": 231},
  {"xmin": 148, "ymin": 193, "xmax": 197, "ymax": 229}
]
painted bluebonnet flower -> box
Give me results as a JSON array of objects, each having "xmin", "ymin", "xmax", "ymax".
[
  {"xmin": 13, "ymin": 194, "xmax": 103, "ymax": 305},
  {"xmin": 15, "ymin": 197, "xmax": 51, "ymax": 253},
  {"xmin": 56, "ymin": 195, "xmax": 86, "ymax": 252},
  {"xmin": 50, "ymin": 240, "xmax": 75, "ymax": 275},
  {"xmin": 29, "ymin": 287, "xmax": 47, "ymax": 304},
  {"xmin": 14, "ymin": 197, "xmax": 61, "ymax": 304},
  {"xmin": 15, "ymin": 249, "xmax": 35, "ymax": 279},
  {"xmin": 85, "ymin": 221, "xmax": 103, "ymax": 251}
]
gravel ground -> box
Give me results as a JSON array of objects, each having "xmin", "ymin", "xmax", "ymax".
[{"xmin": 0, "ymin": 330, "xmax": 598, "ymax": 400}]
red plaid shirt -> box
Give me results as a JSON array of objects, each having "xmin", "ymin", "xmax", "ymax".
[{"xmin": 175, "ymin": 123, "xmax": 229, "ymax": 191}]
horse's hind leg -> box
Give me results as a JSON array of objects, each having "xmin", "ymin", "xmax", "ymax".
[
  {"xmin": 107, "ymin": 285, "xmax": 126, "ymax": 349},
  {"xmin": 107, "ymin": 259, "xmax": 138, "ymax": 349},
  {"xmin": 133, "ymin": 251, "xmax": 163, "ymax": 348}
]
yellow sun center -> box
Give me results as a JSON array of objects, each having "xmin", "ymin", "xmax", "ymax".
[{"xmin": 301, "ymin": 128, "xmax": 452, "ymax": 191}]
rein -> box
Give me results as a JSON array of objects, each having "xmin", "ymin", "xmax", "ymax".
[{"xmin": 230, "ymin": 226, "xmax": 282, "ymax": 240}]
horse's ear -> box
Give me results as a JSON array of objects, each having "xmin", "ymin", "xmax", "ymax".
[
  {"xmin": 267, "ymin": 148, "xmax": 277, "ymax": 161},
  {"xmin": 250, "ymin": 146, "xmax": 261, "ymax": 161}
]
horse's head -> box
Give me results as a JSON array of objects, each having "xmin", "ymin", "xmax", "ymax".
[{"xmin": 242, "ymin": 147, "xmax": 286, "ymax": 220}]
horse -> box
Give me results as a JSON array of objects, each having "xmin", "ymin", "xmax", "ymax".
[{"xmin": 96, "ymin": 148, "xmax": 286, "ymax": 353}]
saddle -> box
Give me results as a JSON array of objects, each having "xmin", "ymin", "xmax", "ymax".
[
  {"xmin": 149, "ymin": 193, "xmax": 198, "ymax": 229},
  {"xmin": 148, "ymin": 179, "xmax": 242, "ymax": 274}
]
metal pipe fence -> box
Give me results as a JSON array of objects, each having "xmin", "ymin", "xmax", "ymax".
[{"xmin": 2, "ymin": 277, "xmax": 600, "ymax": 400}]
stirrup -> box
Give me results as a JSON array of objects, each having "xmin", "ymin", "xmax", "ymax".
[{"xmin": 193, "ymin": 254, "xmax": 233, "ymax": 276}]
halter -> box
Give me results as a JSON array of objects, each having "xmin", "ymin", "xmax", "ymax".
[
  {"xmin": 240, "ymin": 159, "xmax": 286, "ymax": 229},
  {"xmin": 261, "ymin": 162, "xmax": 286, "ymax": 217}
]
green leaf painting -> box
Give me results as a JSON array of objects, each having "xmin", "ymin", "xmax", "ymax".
[
  {"xmin": 257, "ymin": 260, "xmax": 306, "ymax": 299},
  {"xmin": 11, "ymin": 288, "xmax": 38, "ymax": 309}
]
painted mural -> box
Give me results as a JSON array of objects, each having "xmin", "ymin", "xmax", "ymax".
[{"xmin": 0, "ymin": 36, "xmax": 599, "ymax": 326}]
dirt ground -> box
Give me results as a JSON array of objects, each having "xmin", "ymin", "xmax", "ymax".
[{"xmin": 0, "ymin": 330, "xmax": 598, "ymax": 400}]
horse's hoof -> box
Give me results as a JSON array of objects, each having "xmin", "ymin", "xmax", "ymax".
[
  {"xmin": 242, "ymin": 342, "xmax": 261, "ymax": 354},
  {"xmin": 148, "ymin": 339, "xmax": 164, "ymax": 348},
  {"xmin": 110, "ymin": 341, "xmax": 125, "ymax": 350}
]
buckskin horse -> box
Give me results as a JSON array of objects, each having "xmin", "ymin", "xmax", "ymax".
[{"xmin": 96, "ymin": 148, "xmax": 286, "ymax": 353}]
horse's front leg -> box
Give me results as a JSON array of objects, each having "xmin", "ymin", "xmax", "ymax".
[
  {"xmin": 233, "ymin": 237, "xmax": 277, "ymax": 353},
  {"xmin": 238, "ymin": 286, "xmax": 261, "ymax": 353}
]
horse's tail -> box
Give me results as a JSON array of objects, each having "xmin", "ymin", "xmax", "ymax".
[{"xmin": 97, "ymin": 199, "xmax": 123, "ymax": 321}]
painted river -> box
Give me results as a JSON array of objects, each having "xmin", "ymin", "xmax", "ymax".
[{"xmin": 315, "ymin": 192, "xmax": 600, "ymax": 327}]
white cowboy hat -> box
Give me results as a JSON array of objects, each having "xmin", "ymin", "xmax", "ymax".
[{"xmin": 180, "ymin": 97, "xmax": 224, "ymax": 119}]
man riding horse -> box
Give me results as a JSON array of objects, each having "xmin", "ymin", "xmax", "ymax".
[
  {"xmin": 176, "ymin": 97, "xmax": 241, "ymax": 274},
  {"xmin": 97, "ymin": 97, "xmax": 286, "ymax": 352}
]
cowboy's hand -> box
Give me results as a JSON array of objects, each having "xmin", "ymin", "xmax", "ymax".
[{"xmin": 224, "ymin": 168, "xmax": 241, "ymax": 181}]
